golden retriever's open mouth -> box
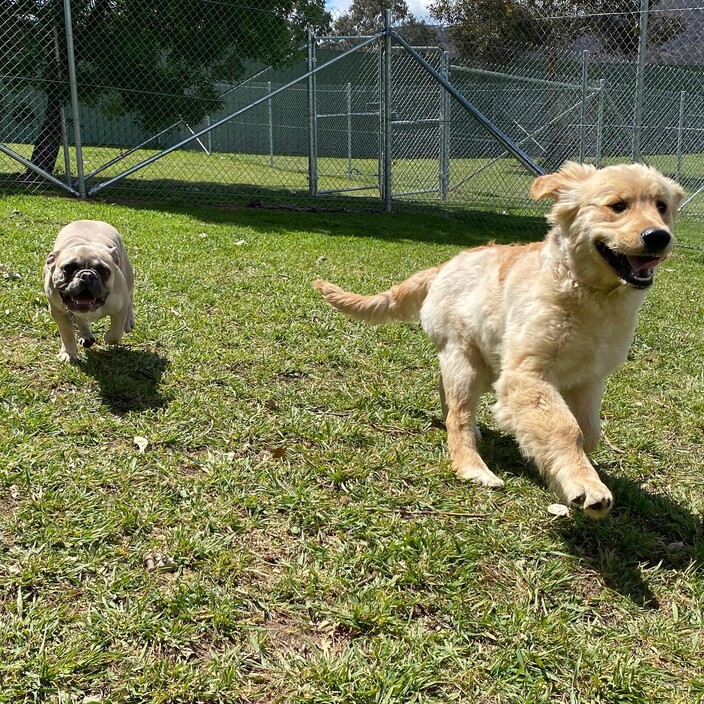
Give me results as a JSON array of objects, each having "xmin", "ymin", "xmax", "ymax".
[{"xmin": 595, "ymin": 241, "xmax": 665, "ymax": 289}]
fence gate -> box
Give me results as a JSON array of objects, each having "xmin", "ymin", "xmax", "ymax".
[{"xmin": 9, "ymin": 2, "xmax": 704, "ymax": 220}]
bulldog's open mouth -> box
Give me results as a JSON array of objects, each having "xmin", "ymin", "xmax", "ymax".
[
  {"xmin": 595, "ymin": 241, "xmax": 666, "ymax": 289},
  {"xmin": 61, "ymin": 292, "xmax": 106, "ymax": 312}
]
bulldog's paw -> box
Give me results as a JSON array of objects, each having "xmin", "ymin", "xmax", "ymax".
[
  {"xmin": 79, "ymin": 334, "xmax": 95, "ymax": 349},
  {"xmin": 57, "ymin": 349, "xmax": 78, "ymax": 363},
  {"xmin": 104, "ymin": 331, "xmax": 124, "ymax": 346}
]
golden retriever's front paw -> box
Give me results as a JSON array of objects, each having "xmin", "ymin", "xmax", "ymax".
[
  {"xmin": 565, "ymin": 478, "xmax": 613, "ymax": 518},
  {"xmin": 456, "ymin": 464, "xmax": 505, "ymax": 489}
]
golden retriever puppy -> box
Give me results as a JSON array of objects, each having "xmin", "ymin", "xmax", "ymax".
[{"xmin": 313, "ymin": 162, "xmax": 684, "ymax": 518}]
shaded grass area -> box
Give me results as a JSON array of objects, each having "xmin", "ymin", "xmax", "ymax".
[
  {"xmin": 0, "ymin": 195, "xmax": 703, "ymax": 702},
  {"xmin": 0, "ymin": 143, "xmax": 549, "ymax": 215},
  {"xmin": 4, "ymin": 142, "xmax": 704, "ymax": 222}
]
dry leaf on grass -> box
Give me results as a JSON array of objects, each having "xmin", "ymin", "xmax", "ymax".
[{"xmin": 143, "ymin": 552, "xmax": 177, "ymax": 572}]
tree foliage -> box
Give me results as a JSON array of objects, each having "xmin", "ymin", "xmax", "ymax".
[
  {"xmin": 0, "ymin": 0, "xmax": 331, "ymax": 172},
  {"xmin": 333, "ymin": 0, "xmax": 410, "ymax": 35},
  {"xmin": 332, "ymin": 0, "xmax": 443, "ymax": 49},
  {"xmin": 428, "ymin": 0, "xmax": 685, "ymax": 63},
  {"xmin": 396, "ymin": 16, "xmax": 444, "ymax": 48}
]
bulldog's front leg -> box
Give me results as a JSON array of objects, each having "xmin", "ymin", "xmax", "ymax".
[
  {"xmin": 50, "ymin": 305, "xmax": 79, "ymax": 362},
  {"xmin": 105, "ymin": 306, "xmax": 131, "ymax": 345},
  {"xmin": 75, "ymin": 317, "xmax": 96, "ymax": 349}
]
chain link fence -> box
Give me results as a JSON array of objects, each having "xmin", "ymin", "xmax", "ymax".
[{"xmin": 2, "ymin": 1, "xmax": 704, "ymax": 227}]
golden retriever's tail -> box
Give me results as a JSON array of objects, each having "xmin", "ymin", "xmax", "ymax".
[{"xmin": 313, "ymin": 265, "xmax": 442, "ymax": 324}]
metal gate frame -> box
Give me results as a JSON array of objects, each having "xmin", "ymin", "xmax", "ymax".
[{"xmin": 1, "ymin": 2, "xmax": 546, "ymax": 212}]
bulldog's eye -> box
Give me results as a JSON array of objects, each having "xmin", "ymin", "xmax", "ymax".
[
  {"xmin": 95, "ymin": 264, "xmax": 110, "ymax": 278},
  {"xmin": 62, "ymin": 262, "xmax": 78, "ymax": 276},
  {"xmin": 609, "ymin": 200, "xmax": 627, "ymax": 213},
  {"xmin": 656, "ymin": 200, "xmax": 667, "ymax": 215}
]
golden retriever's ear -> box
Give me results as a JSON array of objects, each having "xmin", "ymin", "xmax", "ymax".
[
  {"xmin": 530, "ymin": 161, "xmax": 597, "ymax": 201},
  {"xmin": 669, "ymin": 180, "xmax": 686, "ymax": 210}
]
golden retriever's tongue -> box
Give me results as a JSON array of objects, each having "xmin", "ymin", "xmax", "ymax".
[{"xmin": 627, "ymin": 255, "xmax": 663, "ymax": 273}]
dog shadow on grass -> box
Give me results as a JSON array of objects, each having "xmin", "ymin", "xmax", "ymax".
[
  {"xmin": 554, "ymin": 474, "xmax": 703, "ymax": 609},
  {"xmin": 476, "ymin": 426, "xmax": 703, "ymax": 608},
  {"xmin": 80, "ymin": 347, "xmax": 170, "ymax": 414}
]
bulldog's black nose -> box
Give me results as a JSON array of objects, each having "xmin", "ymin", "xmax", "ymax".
[
  {"xmin": 77, "ymin": 269, "xmax": 97, "ymax": 282},
  {"xmin": 640, "ymin": 228, "xmax": 671, "ymax": 252}
]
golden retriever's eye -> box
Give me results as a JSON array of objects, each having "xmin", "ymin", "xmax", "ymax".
[
  {"xmin": 656, "ymin": 200, "xmax": 667, "ymax": 215},
  {"xmin": 608, "ymin": 200, "xmax": 627, "ymax": 213}
]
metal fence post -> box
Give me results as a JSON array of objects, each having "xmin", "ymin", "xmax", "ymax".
[
  {"xmin": 439, "ymin": 50, "xmax": 450, "ymax": 200},
  {"xmin": 268, "ymin": 81, "xmax": 274, "ymax": 168},
  {"xmin": 595, "ymin": 79, "xmax": 605, "ymax": 168},
  {"xmin": 63, "ymin": 0, "xmax": 85, "ymax": 197},
  {"xmin": 377, "ymin": 44, "xmax": 383, "ymax": 195},
  {"xmin": 347, "ymin": 82, "xmax": 353, "ymax": 179},
  {"xmin": 631, "ymin": 0, "xmax": 650, "ymax": 163},
  {"xmin": 579, "ymin": 50, "xmax": 589, "ymax": 163},
  {"xmin": 675, "ymin": 90, "xmax": 686, "ymax": 182},
  {"xmin": 52, "ymin": 27, "xmax": 72, "ymax": 184},
  {"xmin": 307, "ymin": 30, "xmax": 318, "ymax": 196},
  {"xmin": 382, "ymin": 9, "xmax": 393, "ymax": 212}
]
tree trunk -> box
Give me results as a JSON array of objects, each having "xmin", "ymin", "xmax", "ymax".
[{"xmin": 29, "ymin": 88, "xmax": 64, "ymax": 176}]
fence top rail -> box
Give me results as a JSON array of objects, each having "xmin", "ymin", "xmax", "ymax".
[
  {"xmin": 392, "ymin": 45, "xmax": 443, "ymax": 51},
  {"xmin": 316, "ymin": 35, "xmax": 378, "ymax": 40},
  {"xmin": 450, "ymin": 64, "xmax": 602, "ymax": 92}
]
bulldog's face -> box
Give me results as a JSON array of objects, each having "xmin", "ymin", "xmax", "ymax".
[{"xmin": 46, "ymin": 244, "xmax": 116, "ymax": 313}]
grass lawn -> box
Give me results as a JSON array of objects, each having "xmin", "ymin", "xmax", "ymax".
[{"xmin": 1, "ymin": 193, "xmax": 703, "ymax": 702}]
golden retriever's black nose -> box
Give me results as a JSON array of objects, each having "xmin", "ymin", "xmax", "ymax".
[{"xmin": 640, "ymin": 228, "xmax": 671, "ymax": 252}]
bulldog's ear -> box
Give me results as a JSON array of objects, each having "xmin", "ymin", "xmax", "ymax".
[
  {"xmin": 45, "ymin": 251, "xmax": 59, "ymax": 267},
  {"xmin": 107, "ymin": 246, "xmax": 120, "ymax": 266},
  {"xmin": 530, "ymin": 161, "xmax": 597, "ymax": 201}
]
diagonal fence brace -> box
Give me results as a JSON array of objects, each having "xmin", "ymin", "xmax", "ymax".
[
  {"xmin": 388, "ymin": 29, "xmax": 545, "ymax": 178},
  {"xmin": 88, "ymin": 32, "xmax": 383, "ymax": 196},
  {"xmin": 0, "ymin": 143, "xmax": 80, "ymax": 196}
]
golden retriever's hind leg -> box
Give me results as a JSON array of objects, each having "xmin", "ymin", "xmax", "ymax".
[
  {"xmin": 439, "ymin": 373, "xmax": 481, "ymax": 440},
  {"xmin": 439, "ymin": 349, "xmax": 503, "ymax": 489}
]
